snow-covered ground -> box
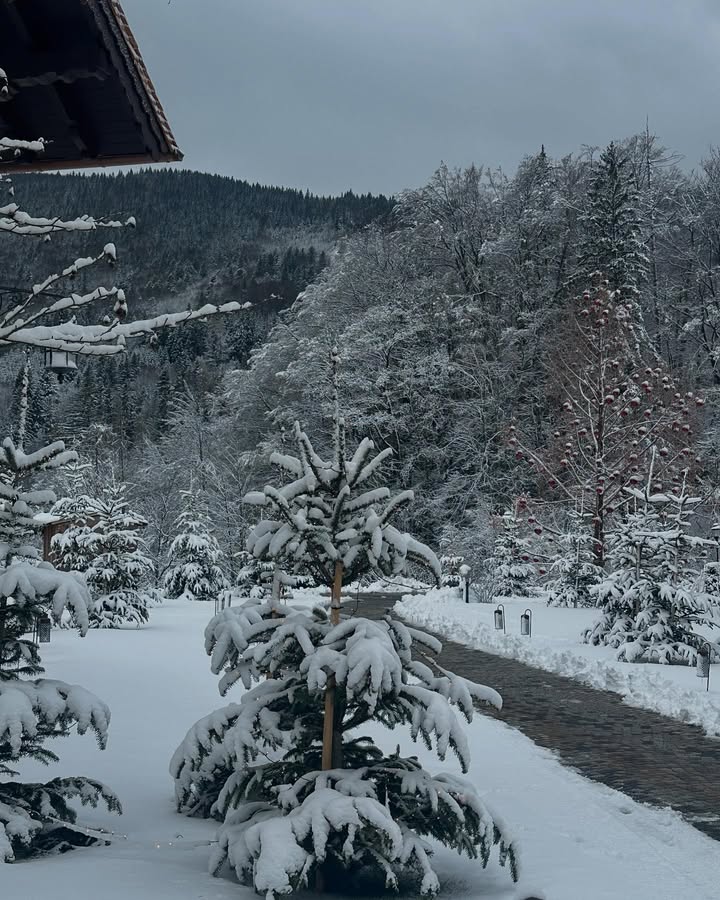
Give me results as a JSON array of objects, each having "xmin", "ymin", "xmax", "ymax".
[
  {"xmin": 396, "ymin": 589, "xmax": 720, "ymax": 736},
  {"xmin": 3, "ymin": 596, "xmax": 719, "ymax": 900}
]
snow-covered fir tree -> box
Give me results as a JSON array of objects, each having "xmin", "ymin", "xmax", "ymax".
[
  {"xmin": 489, "ymin": 504, "xmax": 535, "ymax": 598},
  {"xmin": 575, "ymin": 141, "xmax": 650, "ymax": 356},
  {"xmin": 81, "ymin": 484, "xmax": 154, "ymax": 628},
  {"xmin": 171, "ymin": 353, "xmax": 517, "ymax": 897},
  {"xmin": 163, "ymin": 490, "xmax": 228, "ymax": 602},
  {"xmin": 0, "ymin": 434, "xmax": 119, "ymax": 860},
  {"xmin": 440, "ymin": 554, "xmax": 464, "ymax": 588},
  {"xmin": 585, "ymin": 473, "xmax": 718, "ymax": 664},
  {"xmin": 546, "ymin": 508, "xmax": 603, "ymax": 608},
  {"xmin": 49, "ymin": 465, "xmax": 98, "ymax": 579},
  {"xmin": 234, "ymin": 550, "xmax": 274, "ymax": 599}
]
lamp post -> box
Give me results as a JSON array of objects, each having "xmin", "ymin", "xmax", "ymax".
[
  {"xmin": 520, "ymin": 608, "xmax": 532, "ymax": 637},
  {"xmin": 696, "ymin": 642, "xmax": 712, "ymax": 692},
  {"xmin": 459, "ymin": 564, "xmax": 470, "ymax": 604},
  {"xmin": 43, "ymin": 348, "xmax": 78, "ymax": 382},
  {"xmin": 36, "ymin": 614, "xmax": 52, "ymax": 643},
  {"xmin": 494, "ymin": 603, "xmax": 505, "ymax": 633}
]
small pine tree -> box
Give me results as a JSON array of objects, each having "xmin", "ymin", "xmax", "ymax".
[
  {"xmin": 50, "ymin": 467, "xmax": 98, "ymax": 579},
  {"xmin": 440, "ymin": 555, "xmax": 464, "ymax": 589},
  {"xmin": 489, "ymin": 505, "xmax": 536, "ymax": 597},
  {"xmin": 0, "ymin": 436, "xmax": 120, "ymax": 860},
  {"xmin": 585, "ymin": 474, "xmax": 718, "ymax": 664},
  {"xmin": 171, "ymin": 352, "xmax": 518, "ymax": 897},
  {"xmin": 82, "ymin": 485, "xmax": 153, "ymax": 628},
  {"xmin": 163, "ymin": 491, "xmax": 228, "ymax": 602},
  {"xmin": 546, "ymin": 509, "xmax": 603, "ymax": 608}
]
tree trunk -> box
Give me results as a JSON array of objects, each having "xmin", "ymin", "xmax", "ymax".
[
  {"xmin": 321, "ymin": 560, "xmax": 343, "ymax": 770},
  {"xmin": 317, "ymin": 560, "xmax": 344, "ymax": 893},
  {"xmin": 0, "ymin": 595, "xmax": 7, "ymax": 672}
]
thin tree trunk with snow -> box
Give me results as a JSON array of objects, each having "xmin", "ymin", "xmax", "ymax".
[{"xmin": 322, "ymin": 560, "xmax": 344, "ymax": 771}]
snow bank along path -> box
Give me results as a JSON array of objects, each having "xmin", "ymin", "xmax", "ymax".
[
  {"xmin": 396, "ymin": 589, "xmax": 720, "ymax": 737},
  {"xmin": 2, "ymin": 596, "xmax": 719, "ymax": 900},
  {"xmin": 388, "ymin": 592, "xmax": 720, "ymax": 844}
]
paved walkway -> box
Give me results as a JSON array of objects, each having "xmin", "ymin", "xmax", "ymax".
[{"xmin": 346, "ymin": 593, "xmax": 720, "ymax": 844}]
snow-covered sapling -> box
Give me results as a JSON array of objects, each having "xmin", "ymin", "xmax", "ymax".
[
  {"xmin": 79, "ymin": 484, "xmax": 154, "ymax": 628},
  {"xmin": 585, "ymin": 471, "xmax": 718, "ymax": 664},
  {"xmin": 489, "ymin": 505, "xmax": 536, "ymax": 598},
  {"xmin": 171, "ymin": 353, "xmax": 518, "ymax": 896},
  {"xmin": 163, "ymin": 490, "xmax": 228, "ymax": 602},
  {"xmin": 171, "ymin": 598, "xmax": 518, "ymax": 897},
  {"xmin": 545, "ymin": 508, "xmax": 602, "ymax": 608}
]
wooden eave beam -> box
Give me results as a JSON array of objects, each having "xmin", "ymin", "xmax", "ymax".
[{"xmin": 0, "ymin": 45, "xmax": 110, "ymax": 95}]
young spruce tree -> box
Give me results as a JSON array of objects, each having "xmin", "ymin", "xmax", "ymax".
[
  {"xmin": 171, "ymin": 352, "xmax": 518, "ymax": 897},
  {"xmin": 163, "ymin": 489, "xmax": 228, "ymax": 602},
  {"xmin": 489, "ymin": 505, "xmax": 536, "ymax": 598},
  {"xmin": 0, "ymin": 429, "xmax": 119, "ymax": 860},
  {"xmin": 585, "ymin": 470, "xmax": 718, "ymax": 664},
  {"xmin": 82, "ymin": 484, "xmax": 153, "ymax": 628}
]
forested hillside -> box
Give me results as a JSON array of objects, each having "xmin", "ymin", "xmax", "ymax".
[
  {"xmin": 5, "ymin": 133, "xmax": 720, "ymax": 581},
  {"xmin": 0, "ymin": 169, "xmax": 392, "ymax": 469}
]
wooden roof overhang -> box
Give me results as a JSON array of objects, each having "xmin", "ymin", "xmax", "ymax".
[{"xmin": 0, "ymin": 0, "xmax": 182, "ymax": 172}]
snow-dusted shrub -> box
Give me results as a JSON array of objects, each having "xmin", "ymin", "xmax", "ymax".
[
  {"xmin": 234, "ymin": 550, "xmax": 273, "ymax": 599},
  {"xmin": 440, "ymin": 554, "xmax": 464, "ymax": 589}
]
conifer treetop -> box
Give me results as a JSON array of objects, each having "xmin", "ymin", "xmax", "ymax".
[{"xmin": 245, "ymin": 353, "xmax": 441, "ymax": 586}]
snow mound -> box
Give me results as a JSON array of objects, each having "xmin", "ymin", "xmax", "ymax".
[{"xmin": 396, "ymin": 590, "xmax": 720, "ymax": 737}]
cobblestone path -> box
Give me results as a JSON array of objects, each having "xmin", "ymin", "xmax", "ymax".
[{"xmin": 346, "ymin": 593, "xmax": 720, "ymax": 843}]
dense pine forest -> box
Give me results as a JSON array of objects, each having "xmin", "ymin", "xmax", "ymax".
[
  {"xmin": 4, "ymin": 132, "xmax": 720, "ymax": 582},
  {"xmin": 0, "ymin": 169, "xmax": 392, "ymax": 487}
]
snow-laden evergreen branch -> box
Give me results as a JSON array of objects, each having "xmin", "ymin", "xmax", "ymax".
[
  {"xmin": 0, "ymin": 431, "xmax": 119, "ymax": 860},
  {"xmin": 172, "ymin": 597, "xmax": 517, "ymax": 896}
]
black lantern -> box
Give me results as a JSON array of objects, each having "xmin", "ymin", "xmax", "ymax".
[
  {"xmin": 44, "ymin": 349, "xmax": 78, "ymax": 382},
  {"xmin": 494, "ymin": 603, "xmax": 505, "ymax": 633},
  {"xmin": 520, "ymin": 608, "xmax": 532, "ymax": 637},
  {"xmin": 37, "ymin": 615, "xmax": 52, "ymax": 643}
]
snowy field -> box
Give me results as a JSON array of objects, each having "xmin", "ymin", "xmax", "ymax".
[
  {"xmin": 395, "ymin": 590, "xmax": 720, "ymax": 736},
  {"xmin": 3, "ymin": 596, "xmax": 719, "ymax": 900}
]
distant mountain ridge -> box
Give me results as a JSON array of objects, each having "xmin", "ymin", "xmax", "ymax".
[
  {"xmin": 0, "ymin": 168, "xmax": 393, "ymax": 450},
  {"xmin": 0, "ymin": 168, "xmax": 393, "ymax": 315}
]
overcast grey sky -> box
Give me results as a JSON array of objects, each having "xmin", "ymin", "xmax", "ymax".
[{"xmin": 122, "ymin": 0, "xmax": 720, "ymax": 196}]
